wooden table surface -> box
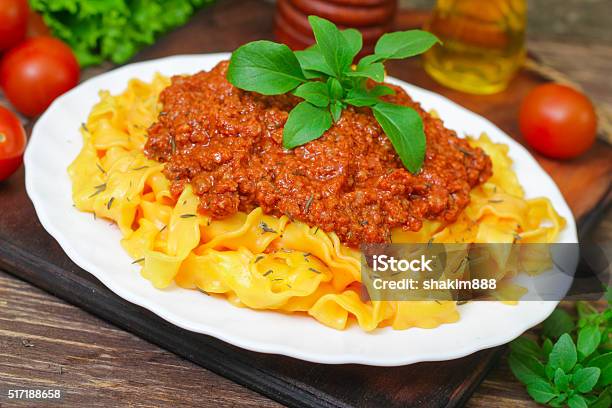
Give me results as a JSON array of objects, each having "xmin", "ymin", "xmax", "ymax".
[{"xmin": 1, "ymin": 1, "xmax": 611, "ymax": 407}]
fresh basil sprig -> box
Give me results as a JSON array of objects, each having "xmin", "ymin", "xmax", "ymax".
[
  {"xmin": 227, "ymin": 15, "xmax": 439, "ymax": 173},
  {"xmin": 509, "ymin": 291, "xmax": 612, "ymax": 408}
]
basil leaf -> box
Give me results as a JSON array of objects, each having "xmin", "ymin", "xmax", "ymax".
[
  {"xmin": 342, "ymin": 28, "xmax": 362, "ymax": 60},
  {"xmin": 510, "ymin": 337, "xmax": 543, "ymax": 358},
  {"xmin": 369, "ymin": 85, "xmax": 395, "ymax": 97},
  {"xmin": 553, "ymin": 368, "xmax": 570, "ymax": 391},
  {"xmin": 567, "ymin": 395, "xmax": 588, "ymax": 408},
  {"xmin": 295, "ymin": 45, "xmax": 334, "ymax": 78},
  {"xmin": 228, "ymin": 40, "xmax": 305, "ymax": 95},
  {"xmin": 344, "ymin": 85, "xmax": 395, "ymax": 107},
  {"xmin": 548, "ymin": 333, "xmax": 578, "ymax": 373},
  {"xmin": 330, "ymin": 100, "xmax": 343, "ymax": 122},
  {"xmin": 283, "ymin": 102, "xmax": 332, "ymax": 149},
  {"xmin": 526, "ymin": 378, "xmax": 557, "ymax": 404},
  {"xmin": 346, "ymin": 62, "xmax": 385, "ymax": 82},
  {"xmin": 578, "ymin": 325, "xmax": 602, "ymax": 359},
  {"xmin": 509, "ymin": 353, "xmax": 547, "ymax": 385},
  {"xmin": 327, "ymin": 77, "xmax": 344, "ymax": 100},
  {"xmin": 358, "ymin": 54, "xmax": 382, "ymax": 68},
  {"xmin": 372, "ymin": 102, "xmax": 425, "ymax": 173},
  {"xmin": 573, "ymin": 367, "xmax": 601, "ymax": 393},
  {"xmin": 293, "ymin": 82, "xmax": 330, "ymax": 108},
  {"xmin": 542, "ymin": 309, "xmax": 575, "ymax": 339},
  {"xmin": 374, "ymin": 30, "xmax": 440, "ymax": 60},
  {"xmin": 344, "ymin": 90, "xmax": 380, "ymax": 107},
  {"xmin": 309, "ymin": 15, "xmax": 353, "ymax": 77}
]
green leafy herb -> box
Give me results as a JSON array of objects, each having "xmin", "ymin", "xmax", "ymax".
[
  {"xmin": 227, "ymin": 16, "xmax": 439, "ymax": 174},
  {"xmin": 293, "ymin": 82, "xmax": 329, "ymax": 108},
  {"xmin": 372, "ymin": 103, "xmax": 425, "ymax": 173},
  {"xmin": 30, "ymin": 0, "xmax": 214, "ymax": 67},
  {"xmin": 509, "ymin": 294, "xmax": 611, "ymax": 408},
  {"xmin": 228, "ymin": 41, "xmax": 306, "ymax": 95},
  {"xmin": 543, "ymin": 309, "xmax": 575, "ymax": 339},
  {"xmin": 283, "ymin": 102, "xmax": 332, "ymax": 149},
  {"xmin": 373, "ymin": 30, "xmax": 440, "ymax": 60}
]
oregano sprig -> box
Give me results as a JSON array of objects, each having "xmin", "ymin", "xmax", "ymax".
[
  {"xmin": 227, "ymin": 15, "xmax": 439, "ymax": 173},
  {"xmin": 508, "ymin": 291, "xmax": 612, "ymax": 408}
]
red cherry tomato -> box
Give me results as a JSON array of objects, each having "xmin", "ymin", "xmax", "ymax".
[
  {"xmin": 27, "ymin": 10, "xmax": 50, "ymax": 38},
  {"xmin": 0, "ymin": 0, "xmax": 29, "ymax": 51},
  {"xmin": 0, "ymin": 105, "xmax": 27, "ymax": 182},
  {"xmin": 0, "ymin": 37, "xmax": 80, "ymax": 117},
  {"xmin": 519, "ymin": 83, "xmax": 597, "ymax": 159}
]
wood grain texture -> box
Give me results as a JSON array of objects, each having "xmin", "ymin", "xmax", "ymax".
[
  {"xmin": 0, "ymin": 270, "xmax": 282, "ymax": 408},
  {"xmin": 0, "ymin": 0, "xmax": 611, "ymax": 407}
]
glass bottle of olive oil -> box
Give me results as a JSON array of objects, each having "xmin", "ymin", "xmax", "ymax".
[{"xmin": 423, "ymin": 0, "xmax": 526, "ymax": 94}]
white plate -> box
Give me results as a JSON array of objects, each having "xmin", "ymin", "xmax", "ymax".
[{"xmin": 25, "ymin": 53, "xmax": 577, "ymax": 366}]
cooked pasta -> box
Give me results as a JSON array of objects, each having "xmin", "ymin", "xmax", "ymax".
[{"xmin": 68, "ymin": 74, "xmax": 565, "ymax": 331}]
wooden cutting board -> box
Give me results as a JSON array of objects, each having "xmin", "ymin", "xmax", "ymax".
[{"xmin": 0, "ymin": 1, "xmax": 610, "ymax": 407}]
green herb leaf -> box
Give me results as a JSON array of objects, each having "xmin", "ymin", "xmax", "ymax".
[
  {"xmin": 374, "ymin": 30, "xmax": 440, "ymax": 60},
  {"xmin": 573, "ymin": 367, "xmax": 601, "ymax": 393},
  {"xmin": 330, "ymin": 100, "xmax": 343, "ymax": 122},
  {"xmin": 542, "ymin": 309, "xmax": 575, "ymax": 339},
  {"xmin": 327, "ymin": 77, "xmax": 344, "ymax": 100},
  {"xmin": 346, "ymin": 62, "xmax": 385, "ymax": 82},
  {"xmin": 228, "ymin": 40, "xmax": 306, "ymax": 95},
  {"xmin": 553, "ymin": 368, "xmax": 570, "ymax": 391},
  {"xmin": 369, "ymin": 85, "xmax": 395, "ymax": 97},
  {"xmin": 508, "ymin": 353, "xmax": 547, "ymax": 385},
  {"xmin": 567, "ymin": 394, "xmax": 588, "ymax": 408},
  {"xmin": 344, "ymin": 88, "xmax": 380, "ymax": 107},
  {"xmin": 344, "ymin": 85, "xmax": 395, "ymax": 107},
  {"xmin": 578, "ymin": 325, "xmax": 602, "ymax": 360},
  {"xmin": 589, "ymin": 352, "xmax": 612, "ymax": 386},
  {"xmin": 283, "ymin": 102, "xmax": 332, "ymax": 149},
  {"xmin": 293, "ymin": 82, "xmax": 330, "ymax": 107},
  {"xmin": 543, "ymin": 338, "xmax": 554, "ymax": 356},
  {"xmin": 548, "ymin": 333, "xmax": 578, "ymax": 373},
  {"xmin": 590, "ymin": 386, "xmax": 612, "ymax": 408},
  {"xmin": 308, "ymin": 15, "xmax": 353, "ymax": 77},
  {"xmin": 372, "ymin": 102, "xmax": 425, "ymax": 173},
  {"xmin": 295, "ymin": 45, "xmax": 335, "ymax": 78},
  {"xmin": 341, "ymin": 28, "xmax": 363, "ymax": 60},
  {"xmin": 510, "ymin": 336, "xmax": 542, "ymax": 358},
  {"xmin": 525, "ymin": 378, "xmax": 557, "ymax": 404},
  {"xmin": 357, "ymin": 54, "xmax": 382, "ymax": 68},
  {"xmin": 549, "ymin": 393, "xmax": 568, "ymax": 407}
]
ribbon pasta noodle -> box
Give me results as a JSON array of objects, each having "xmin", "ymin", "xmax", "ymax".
[{"xmin": 69, "ymin": 74, "xmax": 565, "ymax": 331}]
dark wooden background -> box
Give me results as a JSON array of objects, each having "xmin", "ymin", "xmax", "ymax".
[{"xmin": 1, "ymin": 0, "xmax": 611, "ymax": 407}]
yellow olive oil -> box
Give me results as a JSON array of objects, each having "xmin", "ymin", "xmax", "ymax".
[{"xmin": 423, "ymin": 0, "xmax": 526, "ymax": 94}]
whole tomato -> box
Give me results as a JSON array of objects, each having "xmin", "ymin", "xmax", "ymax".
[
  {"xmin": 0, "ymin": 37, "xmax": 80, "ymax": 117},
  {"xmin": 0, "ymin": 0, "xmax": 29, "ymax": 52},
  {"xmin": 0, "ymin": 105, "xmax": 27, "ymax": 182},
  {"xmin": 519, "ymin": 83, "xmax": 597, "ymax": 159}
]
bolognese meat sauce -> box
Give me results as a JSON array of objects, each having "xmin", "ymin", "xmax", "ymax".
[{"xmin": 145, "ymin": 61, "xmax": 492, "ymax": 246}]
